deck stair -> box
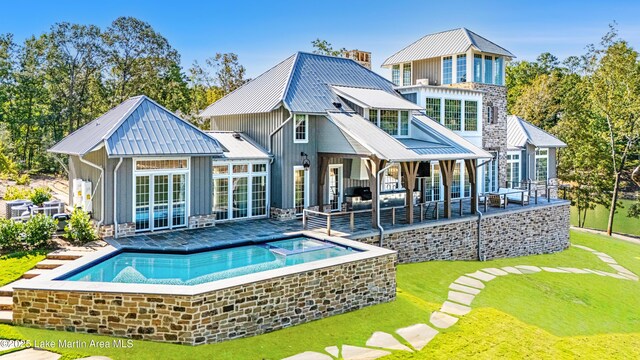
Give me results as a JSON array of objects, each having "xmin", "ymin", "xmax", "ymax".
[{"xmin": 35, "ymin": 259, "xmax": 72, "ymax": 269}]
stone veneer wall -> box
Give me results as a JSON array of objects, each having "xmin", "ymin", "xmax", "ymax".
[
  {"xmin": 449, "ymin": 82, "xmax": 508, "ymax": 187},
  {"xmin": 270, "ymin": 207, "xmax": 297, "ymax": 221},
  {"xmin": 355, "ymin": 203, "xmax": 569, "ymax": 263},
  {"xmin": 13, "ymin": 253, "xmax": 396, "ymax": 345},
  {"xmin": 188, "ymin": 214, "xmax": 216, "ymax": 229}
]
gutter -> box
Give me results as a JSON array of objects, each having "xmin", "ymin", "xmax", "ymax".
[
  {"xmin": 78, "ymin": 154, "xmax": 105, "ymax": 227},
  {"xmin": 377, "ymin": 162, "xmax": 395, "ymax": 246},
  {"xmin": 112, "ymin": 157, "xmax": 124, "ymax": 238}
]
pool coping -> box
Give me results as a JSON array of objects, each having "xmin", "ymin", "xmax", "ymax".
[{"xmin": 14, "ymin": 231, "xmax": 396, "ymax": 296}]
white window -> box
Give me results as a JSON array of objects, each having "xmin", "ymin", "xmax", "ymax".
[
  {"xmin": 402, "ymin": 63, "xmax": 412, "ymax": 86},
  {"xmin": 212, "ymin": 161, "xmax": 269, "ymax": 221},
  {"xmin": 535, "ymin": 148, "xmax": 549, "ymax": 182},
  {"xmin": 482, "ymin": 152, "xmax": 498, "ymax": 193},
  {"xmin": 392, "ymin": 65, "xmax": 400, "ymax": 86},
  {"xmin": 456, "ymin": 55, "xmax": 467, "ymax": 83},
  {"xmin": 366, "ymin": 109, "xmax": 411, "ymax": 137},
  {"xmin": 294, "ymin": 114, "xmax": 308, "ymax": 143},
  {"xmin": 507, "ymin": 152, "xmax": 521, "ymax": 188}
]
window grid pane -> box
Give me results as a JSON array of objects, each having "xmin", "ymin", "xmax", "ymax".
[
  {"xmin": 232, "ymin": 177, "xmax": 248, "ymax": 218},
  {"xmin": 456, "ymin": 55, "xmax": 466, "ymax": 82},
  {"xmin": 153, "ymin": 175, "xmax": 169, "ymax": 229},
  {"xmin": 368, "ymin": 109, "xmax": 378, "ymax": 124},
  {"xmin": 400, "ymin": 111, "xmax": 409, "ymax": 136},
  {"xmin": 294, "ymin": 169, "xmax": 306, "ymax": 214},
  {"xmin": 213, "ymin": 165, "xmax": 229, "ymax": 174},
  {"xmin": 402, "ymin": 63, "xmax": 411, "ymax": 86},
  {"xmin": 452, "ymin": 165, "xmax": 461, "ymax": 199},
  {"xmin": 135, "ymin": 176, "xmax": 150, "ymax": 230},
  {"xmin": 213, "ymin": 178, "xmax": 229, "ymax": 220},
  {"xmin": 425, "ymin": 98, "xmax": 441, "ymax": 122},
  {"xmin": 495, "ymin": 57, "xmax": 504, "ymax": 85},
  {"xmin": 392, "ymin": 65, "xmax": 400, "ymax": 86},
  {"xmin": 294, "ymin": 114, "xmax": 307, "ymax": 141},
  {"xmin": 136, "ymin": 159, "xmax": 187, "ymax": 170},
  {"xmin": 464, "ymin": 101, "xmax": 478, "ymax": 131},
  {"xmin": 464, "ymin": 166, "xmax": 471, "ymax": 198},
  {"xmin": 474, "ymin": 54, "xmax": 483, "ymax": 82},
  {"xmin": 252, "ymin": 176, "xmax": 267, "ymax": 216},
  {"xmin": 172, "ymin": 174, "xmax": 186, "ymax": 227},
  {"xmin": 233, "ymin": 164, "xmax": 248, "ymax": 173},
  {"xmin": 443, "ymin": 57, "xmax": 452, "ymax": 85},
  {"xmin": 484, "ymin": 56, "xmax": 493, "ymax": 84},
  {"xmin": 444, "ymin": 99, "xmax": 462, "ymax": 131},
  {"xmin": 252, "ymin": 163, "xmax": 267, "ymax": 173},
  {"xmin": 380, "ymin": 110, "xmax": 399, "ymax": 136}
]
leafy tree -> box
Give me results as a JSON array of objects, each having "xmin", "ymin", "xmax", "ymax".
[
  {"xmin": 311, "ymin": 39, "xmax": 346, "ymax": 57},
  {"xmin": 585, "ymin": 28, "xmax": 640, "ymax": 236}
]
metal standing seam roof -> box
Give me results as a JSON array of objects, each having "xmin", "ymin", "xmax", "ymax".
[
  {"xmin": 507, "ymin": 115, "xmax": 567, "ymax": 149},
  {"xmin": 49, "ymin": 95, "xmax": 224, "ymax": 157},
  {"xmin": 205, "ymin": 131, "xmax": 271, "ymax": 160},
  {"xmin": 382, "ymin": 28, "xmax": 515, "ymax": 67},
  {"xmin": 326, "ymin": 111, "xmax": 490, "ymax": 162},
  {"xmin": 199, "ymin": 52, "xmax": 397, "ymax": 117},
  {"xmin": 331, "ymin": 86, "xmax": 422, "ymax": 110}
]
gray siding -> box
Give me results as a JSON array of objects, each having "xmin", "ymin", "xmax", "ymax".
[
  {"xmin": 412, "ymin": 58, "xmax": 441, "ymax": 85},
  {"xmin": 211, "ymin": 107, "xmax": 288, "ymax": 149},
  {"xmin": 106, "ymin": 157, "xmax": 133, "ymax": 225},
  {"xmin": 68, "ymin": 149, "xmax": 106, "ymax": 222},
  {"xmin": 191, "ymin": 156, "xmax": 213, "ymax": 215},
  {"xmin": 549, "ymin": 147, "xmax": 557, "ymax": 178}
]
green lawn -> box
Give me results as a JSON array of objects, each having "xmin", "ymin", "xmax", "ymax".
[
  {"xmin": 0, "ymin": 252, "xmax": 46, "ymax": 287},
  {"xmin": 1, "ymin": 231, "xmax": 640, "ymax": 359},
  {"xmin": 570, "ymin": 198, "xmax": 640, "ymax": 236}
]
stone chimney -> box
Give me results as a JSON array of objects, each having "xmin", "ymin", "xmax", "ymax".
[{"xmin": 342, "ymin": 50, "xmax": 371, "ymax": 69}]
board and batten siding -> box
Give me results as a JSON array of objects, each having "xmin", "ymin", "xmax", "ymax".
[
  {"xmin": 68, "ymin": 149, "xmax": 105, "ymax": 222},
  {"xmin": 190, "ymin": 156, "xmax": 213, "ymax": 216},
  {"xmin": 412, "ymin": 58, "xmax": 441, "ymax": 85}
]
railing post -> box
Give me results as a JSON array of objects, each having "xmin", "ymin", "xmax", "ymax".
[
  {"xmin": 435, "ymin": 203, "xmax": 439, "ymax": 220},
  {"xmin": 535, "ymin": 189, "xmax": 538, "ymax": 204},
  {"xmin": 521, "ymin": 191, "xmax": 525, "ymax": 206},
  {"xmin": 350, "ymin": 212, "xmax": 355, "ymax": 231},
  {"xmin": 459, "ymin": 198, "xmax": 463, "ymax": 216},
  {"xmin": 420, "ymin": 203, "xmax": 424, "ymax": 222},
  {"xmin": 327, "ymin": 214, "xmax": 331, "ymax": 236},
  {"xmin": 391, "ymin": 207, "xmax": 396, "ymax": 225}
]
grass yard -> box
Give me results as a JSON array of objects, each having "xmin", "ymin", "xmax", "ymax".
[
  {"xmin": 0, "ymin": 252, "xmax": 46, "ymax": 287},
  {"xmin": 1, "ymin": 231, "xmax": 640, "ymax": 359},
  {"xmin": 570, "ymin": 198, "xmax": 640, "ymax": 236}
]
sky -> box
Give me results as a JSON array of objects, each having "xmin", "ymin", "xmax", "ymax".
[{"xmin": 1, "ymin": 0, "xmax": 639, "ymax": 79}]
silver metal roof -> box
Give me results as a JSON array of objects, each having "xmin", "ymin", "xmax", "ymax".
[
  {"xmin": 332, "ymin": 86, "xmax": 422, "ymax": 110},
  {"xmin": 382, "ymin": 28, "xmax": 515, "ymax": 67},
  {"xmin": 326, "ymin": 111, "xmax": 490, "ymax": 162},
  {"xmin": 49, "ymin": 96, "xmax": 224, "ymax": 157},
  {"xmin": 206, "ymin": 131, "xmax": 271, "ymax": 160},
  {"xmin": 199, "ymin": 54, "xmax": 297, "ymax": 117},
  {"xmin": 507, "ymin": 115, "xmax": 566, "ymax": 149},
  {"xmin": 199, "ymin": 52, "xmax": 396, "ymax": 117}
]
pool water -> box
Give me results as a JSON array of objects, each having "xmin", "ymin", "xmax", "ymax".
[{"xmin": 63, "ymin": 237, "xmax": 357, "ymax": 285}]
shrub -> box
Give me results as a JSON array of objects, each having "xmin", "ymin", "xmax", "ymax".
[
  {"xmin": 14, "ymin": 173, "xmax": 30, "ymax": 185},
  {"xmin": 3, "ymin": 186, "xmax": 31, "ymax": 201},
  {"xmin": 24, "ymin": 214, "xmax": 57, "ymax": 248},
  {"xmin": 64, "ymin": 208, "xmax": 98, "ymax": 244},
  {"xmin": 29, "ymin": 187, "xmax": 52, "ymax": 206},
  {"xmin": 0, "ymin": 219, "xmax": 24, "ymax": 251}
]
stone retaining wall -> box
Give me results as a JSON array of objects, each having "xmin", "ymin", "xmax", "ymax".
[
  {"xmin": 13, "ymin": 253, "xmax": 396, "ymax": 345},
  {"xmin": 355, "ymin": 203, "xmax": 570, "ymax": 263}
]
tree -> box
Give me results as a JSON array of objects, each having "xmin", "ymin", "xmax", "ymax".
[
  {"xmin": 586, "ymin": 28, "xmax": 640, "ymax": 236},
  {"xmin": 311, "ymin": 39, "xmax": 346, "ymax": 57}
]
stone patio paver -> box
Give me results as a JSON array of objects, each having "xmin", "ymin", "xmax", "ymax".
[
  {"xmin": 557, "ymin": 267, "xmax": 590, "ymax": 274},
  {"xmin": 515, "ymin": 265, "xmax": 542, "ymax": 273},
  {"xmin": 597, "ymin": 255, "xmax": 617, "ymax": 264},
  {"xmin": 481, "ymin": 268, "xmax": 508, "ymax": 276},
  {"xmin": 0, "ymin": 349, "xmax": 60, "ymax": 360},
  {"xmin": 282, "ymin": 351, "xmax": 333, "ymax": 360},
  {"xmin": 501, "ymin": 266, "xmax": 523, "ymax": 274},
  {"xmin": 466, "ymin": 271, "xmax": 496, "ymax": 282},
  {"xmin": 572, "ymin": 244, "xmax": 596, "ymax": 252},
  {"xmin": 583, "ymin": 269, "xmax": 607, "ymax": 276},
  {"xmin": 453, "ymin": 276, "xmax": 485, "ymax": 289},
  {"xmin": 366, "ymin": 332, "xmax": 412, "ymax": 352},
  {"xmin": 609, "ymin": 264, "xmax": 634, "ymax": 275},
  {"xmin": 324, "ymin": 346, "xmax": 339, "ymax": 358},
  {"xmin": 395, "ymin": 324, "xmax": 438, "ymax": 351},
  {"xmin": 541, "ymin": 267, "xmax": 570, "ymax": 273},
  {"xmin": 440, "ymin": 301, "xmax": 471, "ymax": 316},
  {"xmin": 449, "ymin": 283, "xmax": 481, "ymax": 295},
  {"xmin": 340, "ymin": 345, "xmax": 391, "ymax": 360},
  {"xmin": 448, "ymin": 290, "xmax": 475, "ymax": 306},
  {"xmin": 429, "ymin": 311, "xmax": 459, "ymax": 329}
]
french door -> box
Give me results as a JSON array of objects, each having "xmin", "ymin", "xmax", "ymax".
[
  {"xmin": 293, "ymin": 166, "xmax": 309, "ymax": 215},
  {"xmin": 135, "ymin": 173, "xmax": 187, "ymax": 231},
  {"xmin": 328, "ymin": 165, "xmax": 343, "ymax": 212}
]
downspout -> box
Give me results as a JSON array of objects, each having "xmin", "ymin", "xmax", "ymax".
[
  {"xmin": 269, "ymin": 112, "xmax": 293, "ymax": 164},
  {"xmin": 377, "ymin": 162, "xmax": 395, "ymax": 246},
  {"xmin": 112, "ymin": 157, "xmax": 124, "ymax": 238},
  {"xmin": 78, "ymin": 155, "xmax": 104, "ymax": 227}
]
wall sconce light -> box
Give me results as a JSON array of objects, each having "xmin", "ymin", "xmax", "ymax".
[{"xmin": 301, "ymin": 152, "xmax": 311, "ymax": 171}]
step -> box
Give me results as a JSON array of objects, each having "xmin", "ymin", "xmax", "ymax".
[
  {"xmin": 0, "ymin": 310, "xmax": 12, "ymax": 324},
  {"xmin": 0, "ymin": 279, "xmax": 30, "ymax": 297},
  {"xmin": 0, "ymin": 296, "xmax": 12, "ymax": 311},
  {"xmin": 35, "ymin": 259, "xmax": 72, "ymax": 270},
  {"xmin": 46, "ymin": 250, "xmax": 87, "ymax": 261},
  {"xmin": 22, "ymin": 269, "xmax": 49, "ymax": 279}
]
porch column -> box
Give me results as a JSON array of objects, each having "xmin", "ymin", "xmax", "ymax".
[
  {"xmin": 465, "ymin": 159, "xmax": 478, "ymax": 214},
  {"xmin": 364, "ymin": 157, "xmax": 387, "ymax": 228},
  {"xmin": 402, "ymin": 161, "xmax": 420, "ymax": 224},
  {"xmin": 439, "ymin": 160, "xmax": 456, "ymax": 218},
  {"xmin": 317, "ymin": 156, "xmax": 329, "ymax": 212}
]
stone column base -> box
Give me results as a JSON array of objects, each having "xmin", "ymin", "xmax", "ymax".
[
  {"xmin": 270, "ymin": 207, "xmax": 297, "ymax": 221},
  {"xmin": 188, "ymin": 214, "xmax": 216, "ymax": 228}
]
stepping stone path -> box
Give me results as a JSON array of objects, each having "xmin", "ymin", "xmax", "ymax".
[
  {"xmin": 284, "ymin": 245, "xmax": 638, "ymax": 359},
  {"xmin": 366, "ymin": 332, "xmax": 412, "ymax": 352},
  {"xmin": 0, "ymin": 349, "xmax": 61, "ymax": 360}
]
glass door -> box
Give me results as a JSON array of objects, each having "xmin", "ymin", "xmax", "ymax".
[
  {"xmin": 134, "ymin": 172, "xmax": 187, "ymax": 231},
  {"xmin": 153, "ymin": 175, "xmax": 169, "ymax": 229},
  {"xmin": 135, "ymin": 175, "xmax": 151, "ymax": 231},
  {"xmin": 328, "ymin": 165, "xmax": 343, "ymax": 212},
  {"xmin": 293, "ymin": 166, "xmax": 308, "ymax": 215},
  {"xmin": 172, "ymin": 174, "xmax": 186, "ymax": 227}
]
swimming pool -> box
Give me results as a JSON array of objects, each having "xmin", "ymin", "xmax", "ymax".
[{"xmin": 63, "ymin": 236, "xmax": 357, "ymax": 285}]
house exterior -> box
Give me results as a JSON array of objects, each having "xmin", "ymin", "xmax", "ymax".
[
  {"xmin": 506, "ymin": 115, "xmax": 567, "ymax": 189},
  {"xmin": 200, "ymin": 51, "xmax": 491, "ymax": 225}
]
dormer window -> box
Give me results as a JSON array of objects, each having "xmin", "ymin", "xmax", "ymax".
[
  {"xmin": 294, "ymin": 114, "xmax": 308, "ymax": 143},
  {"xmin": 392, "ymin": 65, "xmax": 400, "ymax": 86},
  {"xmin": 442, "ymin": 56, "xmax": 453, "ymax": 85},
  {"xmin": 474, "ymin": 54, "xmax": 483, "ymax": 82},
  {"xmin": 366, "ymin": 109, "xmax": 410, "ymax": 137},
  {"xmin": 402, "ymin": 63, "xmax": 412, "ymax": 86},
  {"xmin": 456, "ymin": 55, "xmax": 467, "ymax": 83}
]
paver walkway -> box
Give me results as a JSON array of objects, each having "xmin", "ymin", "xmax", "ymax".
[{"xmin": 282, "ymin": 244, "xmax": 638, "ymax": 359}]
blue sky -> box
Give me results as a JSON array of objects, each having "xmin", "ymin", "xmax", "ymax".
[{"xmin": 1, "ymin": 0, "xmax": 639, "ymax": 78}]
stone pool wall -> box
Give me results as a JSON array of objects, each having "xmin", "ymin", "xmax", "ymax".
[
  {"xmin": 354, "ymin": 202, "xmax": 570, "ymax": 263},
  {"xmin": 13, "ymin": 252, "xmax": 396, "ymax": 345}
]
